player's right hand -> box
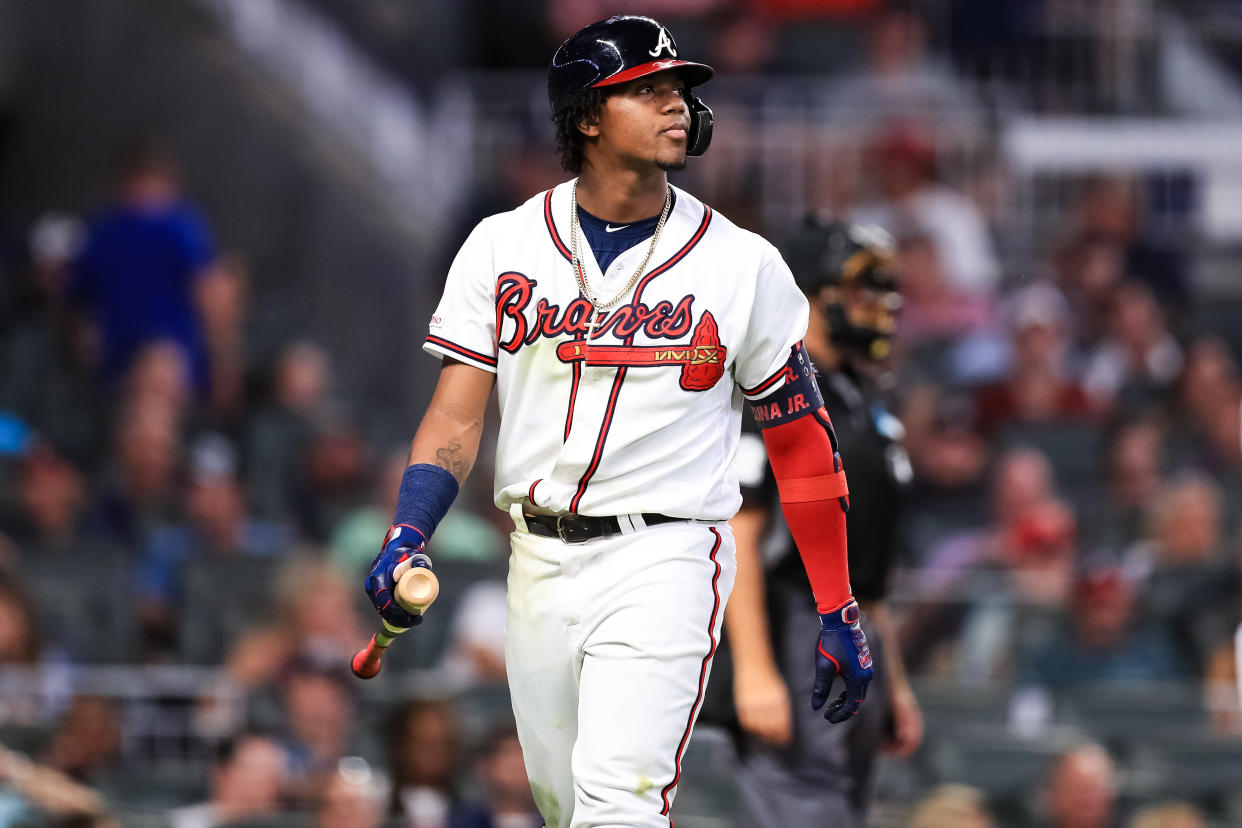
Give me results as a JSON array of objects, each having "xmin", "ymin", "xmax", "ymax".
[
  {"xmin": 365, "ymin": 524, "xmax": 429, "ymax": 629},
  {"xmin": 812, "ymin": 600, "xmax": 874, "ymax": 724}
]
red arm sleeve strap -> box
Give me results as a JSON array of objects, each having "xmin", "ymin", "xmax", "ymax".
[{"xmin": 748, "ymin": 343, "xmax": 853, "ymax": 613}]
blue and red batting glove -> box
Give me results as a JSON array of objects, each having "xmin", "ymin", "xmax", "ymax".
[
  {"xmin": 365, "ymin": 524, "xmax": 431, "ymax": 629},
  {"xmin": 812, "ymin": 599, "xmax": 874, "ymax": 724},
  {"xmin": 364, "ymin": 463, "xmax": 459, "ymax": 629}
]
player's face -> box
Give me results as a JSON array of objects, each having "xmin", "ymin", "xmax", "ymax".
[{"xmin": 591, "ymin": 71, "xmax": 691, "ymax": 172}]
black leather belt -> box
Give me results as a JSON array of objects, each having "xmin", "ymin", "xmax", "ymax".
[{"xmin": 523, "ymin": 512, "xmax": 684, "ymax": 544}]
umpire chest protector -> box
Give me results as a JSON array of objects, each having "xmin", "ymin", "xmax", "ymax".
[{"xmin": 548, "ymin": 15, "xmax": 716, "ymax": 156}]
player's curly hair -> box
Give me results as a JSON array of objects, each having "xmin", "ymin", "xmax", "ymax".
[{"xmin": 552, "ymin": 87, "xmax": 608, "ymax": 175}]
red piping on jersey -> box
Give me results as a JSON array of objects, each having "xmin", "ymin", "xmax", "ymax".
[
  {"xmin": 527, "ymin": 479, "xmax": 541, "ymax": 507},
  {"xmin": 741, "ymin": 365, "xmax": 793, "ymax": 397},
  {"xmin": 546, "ymin": 188, "xmax": 585, "ymax": 438},
  {"xmin": 544, "ymin": 189, "xmax": 572, "ymax": 262},
  {"xmin": 661, "ymin": 527, "xmax": 723, "ymax": 816},
  {"xmin": 569, "ymin": 366, "xmax": 627, "ymax": 513},
  {"xmin": 569, "ymin": 206, "xmax": 713, "ymax": 510},
  {"xmin": 425, "ymin": 335, "xmax": 498, "ymax": 368},
  {"xmin": 564, "ymin": 348, "xmax": 582, "ymax": 441}
]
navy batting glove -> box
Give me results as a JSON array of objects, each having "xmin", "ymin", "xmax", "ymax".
[
  {"xmin": 365, "ymin": 524, "xmax": 430, "ymax": 630},
  {"xmin": 812, "ymin": 600, "xmax": 874, "ymax": 724}
]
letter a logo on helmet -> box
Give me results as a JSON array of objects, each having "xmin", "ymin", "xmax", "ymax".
[{"xmin": 649, "ymin": 26, "xmax": 677, "ymax": 58}]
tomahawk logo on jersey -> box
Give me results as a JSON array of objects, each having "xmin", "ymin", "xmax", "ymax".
[{"xmin": 424, "ymin": 182, "xmax": 809, "ymax": 520}]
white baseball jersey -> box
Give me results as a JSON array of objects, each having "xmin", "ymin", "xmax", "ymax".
[{"xmin": 424, "ymin": 180, "xmax": 809, "ymax": 520}]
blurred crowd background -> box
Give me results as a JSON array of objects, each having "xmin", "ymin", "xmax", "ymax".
[{"xmin": 1, "ymin": 0, "xmax": 1242, "ymax": 826}]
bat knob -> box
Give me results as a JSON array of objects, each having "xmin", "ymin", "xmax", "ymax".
[
  {"xmin": 396, "ymin": 567, "xmax": 440, "ymax": 614},
  {"xmin": 351, "ymin": 636, "xmax": 384, "ymax": 679}
]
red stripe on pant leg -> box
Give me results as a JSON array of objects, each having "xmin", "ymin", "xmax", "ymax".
[{"xmin": 660, "ymin": 527, "xmax": 723, "ymax": 817}]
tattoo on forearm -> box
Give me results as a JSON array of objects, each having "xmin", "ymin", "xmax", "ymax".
[{"xmin": 434, "ymin": 440, "xmax": 469, "ymax": 481}]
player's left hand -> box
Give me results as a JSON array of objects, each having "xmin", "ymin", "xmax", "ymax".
[
  {"xmin": 812, "ymin": 600, "xmax": 874, "ymax": 723},
  {"xmin": 365, "ymin": 525, "xmax": 430, "ymax": 630}
]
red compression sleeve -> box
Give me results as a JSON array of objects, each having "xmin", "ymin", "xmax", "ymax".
[{"xmin": 748, "ymin": 344, "xmax": 853, "ymax": 613}]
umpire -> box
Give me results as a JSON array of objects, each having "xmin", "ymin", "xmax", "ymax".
[{"xmin": 721, "ymin": 216, "xmax": 922, "ymax": 826}]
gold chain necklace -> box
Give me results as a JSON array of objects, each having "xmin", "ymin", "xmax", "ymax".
[{"xmin": 569, "ymin": 180, "xmax": 673, "ymax": 340}]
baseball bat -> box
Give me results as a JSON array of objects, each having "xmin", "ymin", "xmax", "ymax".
[{"xmin": 351, "ymin": 566, "xmax": 440, "ymax": 679}]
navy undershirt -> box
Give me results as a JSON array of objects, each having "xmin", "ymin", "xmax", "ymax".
[{"xmin": 576, "ymin": 191, "xmax": 676, "ymax": 273}]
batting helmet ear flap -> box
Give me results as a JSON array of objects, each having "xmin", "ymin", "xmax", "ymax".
[{"xmin": 686, "ymin": 93, "xmax": 714, "ymax": 157}]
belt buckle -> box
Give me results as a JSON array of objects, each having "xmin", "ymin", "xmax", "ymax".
[{"xmin": 556, "ymin": 515, "xmax": 591, "ymax": 544}]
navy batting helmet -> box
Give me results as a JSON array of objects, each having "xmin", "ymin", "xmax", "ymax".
[
  {"xmin": 781, "ymin": 214, "xmax": 902, "ymax": 360},
  {"xmin": 548, "ymin": 15, "xmax": 715, "ymax": 156}
]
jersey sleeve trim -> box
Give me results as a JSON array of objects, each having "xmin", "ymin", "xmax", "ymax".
[
  {"xmin": 740, "ymin": 363, "xmax": 794, "ymax": 400},
  {"xmin": 424, "ymin": 335, "xmax": 498, "ymax": 372}
]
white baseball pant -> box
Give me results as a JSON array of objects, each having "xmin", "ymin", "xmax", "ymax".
[{"xmin": 505, "ymin": 510, "xmax": 736, "ymax": 828}]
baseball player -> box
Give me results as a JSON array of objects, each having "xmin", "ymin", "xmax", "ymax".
[
  {"xmin": 364, "ymin": 16, "xmax": 872, "ymax": 828},
  {"xmin": 725, "ymin": 217, "xmax": 922, "ymax": 827}
]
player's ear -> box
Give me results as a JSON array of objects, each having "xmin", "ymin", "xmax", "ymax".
[{"xmin": 577, "ymin": 114, "xmax": 601, "ymax": 138}]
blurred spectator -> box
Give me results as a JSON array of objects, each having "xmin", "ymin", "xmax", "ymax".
[
  {"xmin": 297, "ymin": 413, "xmax": 371, "ymax": 542},
  {"xmin": 123, "ymin": 340, "xmax": 195, "ymax": 420},
  {"xmin": 1169, "ymin": 343, "xmax": 1242, "ymax": 486},
  {"xmin": 330, "ymin": 447, "xmax": 408, "ymax": 575},
  {"xmin": 7, "ymin": 441, "xmax": 89, "ymax": 555},
  {"xmin": 820, "ymin": 4, "xmax": 985, "ymax": 130},
  {"xmin": 904, "ymin": 448, "xmax": 1076, "ymax": 679},
  {"xmin": 453, "ymin": 726, "xmax": 541, "ymax": 828},
  {"xmin": 0, "ymin": 743, "xmax": 113, "ymax": 828},
  {"xmin": 701, "ymin": 7, "xmax": 778, "ymax": 76},
  {"xmin": 1124, "ymin": 475, "xmax": 1236, "ymax": 672},
  {"xmin": 39, "ymin": 696, "xmax": 121, "ymax": 786},
  {"xmin": 889, "ymin": 232, "xmax": 993, "ymax": 351},
  {"xmin": 95, "ymin": 392, "xmax": 183, "ymax": 547},
  {"xmin": 271, "ymin": 660, "xmax": 361, "ymax": 810},
  {"xmin": 1019, "ymin": 562, "xmax": 1190, "ymax": 693},
  {"xmin": 1204, "ymin": 640, "xmax": 1241, "ymax": 737},
  {"xmin": 169, "ymin": 733, "xmax": 289, "ymax": 828},
  {"xmin": 1081, "ymin": 281, "xmax": 1182, "ymax": 413},
  {"xmin": 921, "ymin": 447, "xmax": 1062, "ymax": 582},
  {"xmin": 225, "ymin": 559, "xmax": 366, "ymax": 692},
  {"xmin": 972, "ymin": 282, "xmax": 1097, "ymax": 434},
  {"xmin": 316, "ymin": 758, "xmax": 386, "ymax": 828},
  {"xmin": 244, "ymin": 340, "xmax": 333, "ymax": 523},
  {"xmin": 1127, "ymin": 801, "xmax": 1206, "ymax": 828},
  {"xmin": 438, "ymin": 580, "xmax": 509, "ymax": 690},
  {"xmin": 195, "ymin": 251, "xmax": 250, "ymax": 422},
  {"xmin": 897, "ymin": 382, "xmax": 990, "ymax": 558},
  {"xmin": 850, "ymin": 127, "xmax": 999, "ymax": 297},
  {"xmin": 907, "ymin": 783, "xmax": 994, "ymax": 828},
  {"xmin": 1172, "ymin": 337, "xmax": 1240, "ymax": 435},
  {"xmin": 1082, "ymin": 417, "xmax": 1166, "ymax": 550},
  {"xmin": 137, "ymin": 433, "xmax": 288, "ymax": 658},
  {"xmin": 1069, "ymin": 177, "xmax": 1190, "ymax": 314},
  {"xmin": 1053, "ymin": 234, "xmax": 1125, "ymax": 347},
  {"xmin": 0, "ymin": 571, "xmax": 39, "ymax": 667},
  {"xmin": 752, "ymin": 0, "xmax": 878, "ymax": 20},
  {"xmin": 69, "ymin": 139, "xmax": 220, "ymax": 395},
  {"xmin": 0, "ymin": 213, "xmax": 101, "ymax": 464},
  {"xmin": 386, "ymin": 697, "xmax": 475, "ymax": 826},
  {"xmin": 1040, "ymin": 743, "xmax": 1118, "ymax": 828}
]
